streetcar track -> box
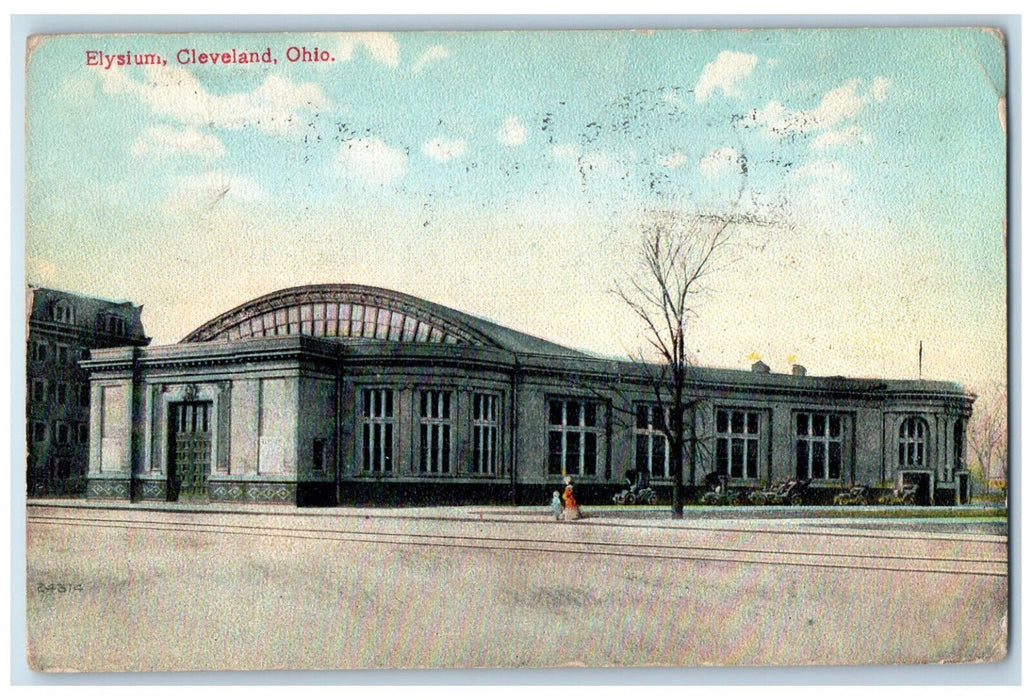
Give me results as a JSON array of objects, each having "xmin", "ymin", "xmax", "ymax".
[
  {"xmin": 27, "ymin": 512, "xmax": 1008, "ymax": 578},
  {"xmin": 26, "ymin": 501, "xmax": 1008, "ymax": 544},
  {"xmin": 27, "ymin": 512, "xmax": 1004, "ymax": 565}
]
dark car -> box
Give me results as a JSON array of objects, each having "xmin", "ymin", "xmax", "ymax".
[
  {"xmin": 833, "ymin": 485, "xmax": 872, "ymax": 506},
  {"xmin": 749, "ymin": 479, "xmax": 811, "ymax": 506},
  {"xmin": 879, "ymin": 483, "xmax": 918, "ymax": 506},
  {"xmin": 700, "ymin": 472, "xmax": 745, "ymax": 505}
]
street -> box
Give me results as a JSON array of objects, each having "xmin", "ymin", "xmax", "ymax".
[{"xmin": 25, "ymin": 502, "xmax": 1008, "ymax": 671}]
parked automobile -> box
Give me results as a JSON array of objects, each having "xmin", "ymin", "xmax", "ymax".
[
  {"xmin": 700, "ymin": 487, "xmax": 745, "ymax": 506},
  {"xmin": 833, "ymin": 485, "xmax": 872, "ymax": 506},
  {"xmin": 878, "ymin": 483, "xmax": 918, "ymax": 506},
  {"xmin": 700, "ymin": 472, "xmax": 745, "ymax": 505},
  {"xmin": 747, "ymin": 479, "xmax": 786, "ymax": 505},
  {"xmin": 612, "ymin": 469, "xmax": 660, "ymax": 506},
  {"xmin": 749, "ymin": 478, "xmax": 811, "ymax": 506}
]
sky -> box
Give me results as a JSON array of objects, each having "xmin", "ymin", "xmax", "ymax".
[{"xmin": 24, "ymin": 28, "xmax": 1007, "ymax": 396}]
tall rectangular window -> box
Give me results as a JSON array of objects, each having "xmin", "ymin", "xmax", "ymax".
[
  {"xmin": 312, "ymin": 438, "xmax": 327, "ymax": 473},
  {"xmin": 714, "ymin": 408, "xmax": 760, "ymax": 479},
  {"xmin": 30, "ymin": 340, "xmax": 47, "ymax": 362},
  {"xmin": 472, "ymin": 393, "xmax": 499, "ymax": 475},
  {"xmin": 634, "ymin": 405, "xmax": 670, "ymax": 479},
  {"xmin": 419, "ymin": 390, "xmax": 452, "ymax": 474},
  {"xmin": 361, "ymin": 388, "xmax": 393, "ymax": 473},
  {"xmin": 547, "ymin": 399, "xmax": 601, "ymax": 477},
  {"xmin": 796, "ymin": 413, "xmax": 843, "ymax": 480}
]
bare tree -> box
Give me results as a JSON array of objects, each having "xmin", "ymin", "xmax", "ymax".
[
  {"xmin": 968, "ymin": 384, "xmax": 1007, "ymax": 496},
  {"xmin": 614, "ymin": 211, "xmax": 737, "ymax": 518}
]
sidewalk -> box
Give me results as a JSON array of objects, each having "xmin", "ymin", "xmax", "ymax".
[{"xmin": 26, "ymin": 497, "xmax": 1007, "ymax": 526}]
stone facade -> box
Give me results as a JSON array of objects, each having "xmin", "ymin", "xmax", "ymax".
[{"xmin": 82, "ymin": 284, "xmax": 974, "ymax": 506}]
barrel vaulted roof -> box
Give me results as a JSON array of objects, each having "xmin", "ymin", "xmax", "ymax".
[{"xmin": 180, "ymin": 283, "xmax": 589, "ymax": 358}]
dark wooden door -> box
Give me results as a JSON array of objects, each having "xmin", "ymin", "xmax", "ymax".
[{"xmin": 169, "ymin": 402, "xmax": 212, "ymax": 501}]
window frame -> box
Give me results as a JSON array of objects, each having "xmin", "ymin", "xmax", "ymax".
[
  {"xmin": 29, "ymin": 339, "xmax": 48, "ymax": 362},
  {"xmin": 51, "ymin": 300, "xmax": 75, "ymax": 325},
  {"xmin": 359, "ymin": 387, "xmax": 394, "ymax": 475},
  {"xmin": 54, "ymin": 421, "xmax": 70, "ymax": 446},
  {"xmin": 312, "ymin": 437, "xmax": 327, "ymax": 473},
  {"xmin": 418, "ymin": 389, "xmax": 453, "ymax": 475},
  {"xmin": 713, "ymin": 407, "xmax": 761, "ymax": 481},
  {"xmin": 546, "ymin": 398, "xmax": 603, "ymax": 479},
  {"xmin": 633, "ymin": 404, "xmax": 671, "ymax": 480},
  {"xmin": 794, "ymin": 412, "xmax": 845, "ymax": 482},
  {"xmin": 898, "ymin": 416, "xmax": 929, "ymax": 469},
  {"xmin": 471, "ymin": 392, "xmax": 501, "ymax": 476}
]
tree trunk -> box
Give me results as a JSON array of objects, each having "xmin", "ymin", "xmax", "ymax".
[
  {"xmin": 687, "ymin": 403, "xmax": 697, "ymax": 504},
  {"xmin": 670, "ymin": 395, "xmax": 684, "ymax": 519}
]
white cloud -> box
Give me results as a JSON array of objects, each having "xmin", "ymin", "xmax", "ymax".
[
  {"xmin": 698, "ymin": 147, "xmax": 740, "ymax": 179},
  {"xmin": 743, "ymin": 79, "xmax": 881, "ymax": 138},
  {"xmin": 338, "ymin": 32, "xmax": 400, "ymax": 68},
  {"xmin": 871, "ymin": 76, "xmax": 891, "ymax": 102},
  {"xmin": 165, "ymin": 171, "xmax": 264, "ymax": 210},
  {"xmin": 421, "ymin": 137, "xmax": 467, "ymax": 162},
  {"xmin": 100, "ymin": 66, "xmax": 328, "ymax": 136},
  {"xmin": 812, "ymin": 79, "xmax": 866, "ymax": 128},
  {"xmin": 811, "ymin": 125, "xmax": 871, "ymax": 150},
  {"xmin": 131, "ymin": 126, "xmax": 225, "ymax": 158},
  {"xmin": 695, "ymin": 51, "xmax": 758, "ymax": 102},
  {"xmin": 657, "ymin": 151, "xmax": 688, "ymax": 169},
  {"xmin": 413, "ymin": 45, "xmax": 450, "ymax": 73},
  {"xmin": 498, "ymin": 116, "xmax": 527, "ymax": 146},
  {"xmin": 337, "ymin": 137, "xmax": 408, "ymax": 185}
]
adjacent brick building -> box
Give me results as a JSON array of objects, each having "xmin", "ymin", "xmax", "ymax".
[{"xmin": 26, "ymin": 286, "xmax": 149, "ymax": 496}]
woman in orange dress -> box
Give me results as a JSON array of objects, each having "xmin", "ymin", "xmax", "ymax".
[{"xmin": 562, "ymin": 475, "xmax": 580, "ymax": 521}]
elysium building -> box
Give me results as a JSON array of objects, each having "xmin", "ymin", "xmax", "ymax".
[
  {"xmin": 81, "ymin": 284, "xmax": 974, "ymax": 506},
  {"xmin": 26, "ymin": 286, "xmax": 149, "ymax": 496}
]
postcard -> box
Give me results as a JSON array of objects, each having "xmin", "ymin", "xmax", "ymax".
[{"xmin": 22, "ymin": 27, "xmax": 1008, "ymax": 673}]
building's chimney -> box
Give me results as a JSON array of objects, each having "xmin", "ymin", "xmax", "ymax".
[
  {"xmin": 751, "ymin": 360, "xmax": 770, "ymax": 374},
  {"xmin": 791, "ymin": 364, "xmax": 807, "ymax": 377}
]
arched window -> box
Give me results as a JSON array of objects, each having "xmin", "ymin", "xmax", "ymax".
[
  {"xmin": 51, "ymin": 300, "xmax": 75, "ymax": 325},
  {"xmin": 898, "ymin": 417, "xmax": 928, "ymax": 468}
]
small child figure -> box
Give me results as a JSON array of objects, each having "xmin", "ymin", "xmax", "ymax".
[{"xmin": 551, "ymin": 491, "xmax": 563, "ymax": 521}]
